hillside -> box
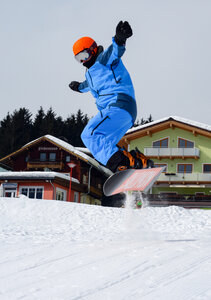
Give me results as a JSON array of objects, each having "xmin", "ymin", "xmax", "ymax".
[{"xmin": 0, "ymin": 197, "xmax": 211, "ymax": 299}]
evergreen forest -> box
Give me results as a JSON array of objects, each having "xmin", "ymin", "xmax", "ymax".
[{"xmin": 0, "ymin": 107, "xmax": 153, "ymax": 158}]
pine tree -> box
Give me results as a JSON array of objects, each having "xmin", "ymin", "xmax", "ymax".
[
  {"xmin": 11, "ymin": 108, "xmax": 33, "ymax": 151},
  {"xmin": 75, "ymin": 109, "xmax": 89, "ymax": 146},
  {"xmin": 43, "ymin": 107, "xmax": 57, "ymax": 135},
  {"xmin": 55, "ymin": 115, "xmax": 65, "ymax": 137},
  {"xmin": 64, "ymin": 114, "xmax": 77, "ymax": 145},
  {"xmin": 32, "ymin": 106, "xmax": 45, "ymax": 138},
  {"xmin": 0, "ymin": 108, "xmax": 33, "ymax": 157},
  {"xmin": 133, "ymin": 115, "xmax": 154, "ymax": 127},
  {"xmin": 0, "ymin": 113, "xmax": 13, "ymax": 157},
  {"xmin": 147, "ymin": 114, "xmax": 153, "ymax": 123},
  {"xmin": 64, "ymin": 109, "xmax": 89, "ymax": 146}
]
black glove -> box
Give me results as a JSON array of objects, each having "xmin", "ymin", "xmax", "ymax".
[
  {"xmin": 69, "ymin": 81, "xmax": 81, "ymax": 92},
  {"xmin": 114, "ymin": 21, "xmax": 133, "ymax": 45}
]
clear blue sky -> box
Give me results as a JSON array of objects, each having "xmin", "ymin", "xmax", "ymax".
[{"xmin": 0, "ymin": 0, "xmax": 210, "ymax": 124}]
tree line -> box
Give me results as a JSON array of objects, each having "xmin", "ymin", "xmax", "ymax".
[
  {"xmin": 0, "ymin": 107, "xmax": 153, "ymax": 158},
  {"xmin": 0, "ymin": 107, "xmax": 89, "ymax": 158}
]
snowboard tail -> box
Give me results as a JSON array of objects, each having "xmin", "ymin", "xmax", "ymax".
[{"xmin": 103, "ymin": 167, "xmax": 165, "ymax": 196}]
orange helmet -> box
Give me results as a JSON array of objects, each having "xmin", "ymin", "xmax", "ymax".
[{"xmin": 73, "ymin": 37, "xmax": 97, "ymax": 56}]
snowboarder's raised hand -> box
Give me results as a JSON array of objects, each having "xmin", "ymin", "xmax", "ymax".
[
  {"xmin": 114, "ymin": 21, "xmax": 133, "ymax": 45},
  {"xmin": 69, "ymin": 81, "xmax": 81, "ymax": 92}
]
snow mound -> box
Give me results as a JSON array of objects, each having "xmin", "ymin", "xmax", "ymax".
[{"xmin": 0, "ymin": 197, "xmax": 210, "ymax": 244}]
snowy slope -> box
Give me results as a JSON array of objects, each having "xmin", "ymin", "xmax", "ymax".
[{"xmin": 0, "ymin": 197, "xmax": 211, "ymax": 300}]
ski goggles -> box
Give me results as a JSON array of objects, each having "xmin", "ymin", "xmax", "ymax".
[{"xmin": 75, "ymin": 49, "xmax": 90, "ymax": 64}]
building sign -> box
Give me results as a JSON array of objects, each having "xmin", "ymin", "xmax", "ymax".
[{"xmin": 38, "ymin": 147, "xmax": 58, "ymax": 151}]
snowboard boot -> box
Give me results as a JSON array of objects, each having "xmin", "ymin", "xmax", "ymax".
[
  {"xmin": 106, "ymin": 149, "xmax": 136, "ymax": 173},
  {"xmin": 130, "ymin": 147, "xmax": 154, "ymax": 169},
  {"xmin": 106, "ymin": 148, "xmax": 154, "ymax": 173}
]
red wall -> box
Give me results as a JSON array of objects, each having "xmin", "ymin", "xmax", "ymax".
[{"xmin": 15, "ymin": 181, "xmax": 76, "ymax": 201}]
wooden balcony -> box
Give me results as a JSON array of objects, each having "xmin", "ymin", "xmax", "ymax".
[
  {"xmin": 157, "ymin": 172, "xmax": 211, "ymax": 185},
  {"xmin": 144, "ymin": 147, "xmax": 200, "ymax": 160},
  {"xmin": 27, "ymin": 160, "xmax": 64, "ymax": 170}
]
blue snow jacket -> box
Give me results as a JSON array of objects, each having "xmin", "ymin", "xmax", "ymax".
[{"xmin": 78, "ymin": 38, "xmax": 137, "ymax": 122}]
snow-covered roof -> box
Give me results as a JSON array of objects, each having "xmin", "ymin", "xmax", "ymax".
[
  {"xmin": 75, "ymin": 147, "xmax": 92, "ymax": 155},
  {"xmin": 0, "ymin": 171, "xmax": 80, "ymax": 184},
  {"xmin": 23, "ymin": 135, "xmax": 112, "ymax": 177},
  {"xmin": 127, "ymin": 116, "xmax": 211, "ymax": 135}
]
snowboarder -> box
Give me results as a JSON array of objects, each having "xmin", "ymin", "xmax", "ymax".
[{"xmin": 69, "ymin": 21, "xmax": 153, "ymax": 172}]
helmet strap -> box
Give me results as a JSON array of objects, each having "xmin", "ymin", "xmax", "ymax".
[{"xmin": 87, "ymin": 41, "xmax": 97, "ymax": 56}]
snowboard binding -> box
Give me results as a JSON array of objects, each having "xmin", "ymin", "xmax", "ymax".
[
  {"xmin": 117, "ymin": 147, "xmax": 154, "ymax": 172},
  {"xmin": 106, "ymin": 147, "xmax": 154, "ymax": 173}
]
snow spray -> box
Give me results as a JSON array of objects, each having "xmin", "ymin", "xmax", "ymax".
[
  {"xmin": 124, "ymin": 191, "xmax": 149, "ymax": 210},
  {"xmin": 121, "ymin": 191, "xmax": 155, "ymax": 240},
  {"xmin": 122, "ymin": 191, "xmax": 145, "ymax": 230}
]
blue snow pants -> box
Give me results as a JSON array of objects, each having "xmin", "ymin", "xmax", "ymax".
[{"xmin": 81, "ymin": 106, "xmax": 133, "ymax": 166}]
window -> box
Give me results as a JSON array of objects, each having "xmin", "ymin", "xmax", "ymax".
[
  {"xmin": 29, "ymin": 188, "xmax": 35, "ymax": 198},
  {"xmin": 203, "ymin": 164, "xmax": 211, "ymax": 173},
  {"xmin": 40, "ymin": 153, "xmax": 46, "ymax": 161},
  {"xmin": 56, "ymin": 188, "xmax": 67, "ymax": 201},
  {"xmin": 4, "ymin": 188, "xmax": 17, "ymax": 197},
  {"xmin": 36, "ymin": 188, "xmax": 43, "ymax": 199},
  {"xmin": 20, "ymin": 187, "xmax": 44, "ymax": 199},
  {"xmin": 178, "ymin": 164, "xmax": 193, "ymax": 173},
  {"xmin": 154, "ymin": 164, "xmax": 167, "ymax": 172},
  {"xmin": 178, "ymin": 138, "xmax": 194, "ymax": 148},
  {"xmin": 74, "ymin": 192, "xmax": 79, "ymax": 203},
  {"xmin": 66, "ymin": 156, "xmax": 70, "ymax": 162},
  {"xmin": 3, "ymin": 183, "xmax": 17, "ymax": 198},
  {"xmin": 153, "ymin": 138, "xmax": 168, "ymax": 148},
  {"xmin": 82, "ymin": 174, "xmax": 88, "ymax": 184},
  {"xmin": 81, "ymin": 195, "xmax": 87, "ymax": 204},
  {"xmin": 49, "ymin": 153, "xmax": 56, "ymax": 161},
  {"xmin": 21, "ymin": 188, "xmax": 28, "ymax": 196}
]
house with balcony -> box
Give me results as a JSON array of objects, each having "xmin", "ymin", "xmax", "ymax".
[
  {"xmin": 121, "ymin": 116, "xmax": 211, "ymax": 198},
  {"xmin": 0, "ymin": 135, "xmax": 112, "ymax": 204}
]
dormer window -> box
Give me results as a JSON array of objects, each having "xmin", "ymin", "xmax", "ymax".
[
  {"xmin": 153, "ymin": 138, "xmax": 168, "ymax": 148},
  {"xmin": 178, "ymin": 138, "xmax": 194, "ymax": 148}
]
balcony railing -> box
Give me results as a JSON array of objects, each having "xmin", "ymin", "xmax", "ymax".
[
  {"xmin": 158, "ymin": 172, "xmax": 211, "ymax": 183},
  {"xmin": 144, "ymin": 147, "xmax": 200, "ymax": 158},
  {"xmin": 27, "ymin": 160, "xmax": 64, "ymax": 170}
]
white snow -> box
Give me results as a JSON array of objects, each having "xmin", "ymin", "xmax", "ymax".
[
  {"xmin": 75, "ymin": 147, "xmax": 92, "ymax": 155},
  {"xmin": 0, "ymin": 171, "xmax": 80, "ymax": 184},
  {"xmin": 0, "ymin": 196, "xmax": 211, "ymax": 300},
  {"xmin": 127, "ymin": 116, "xmax": 211, "ymax": 134}
]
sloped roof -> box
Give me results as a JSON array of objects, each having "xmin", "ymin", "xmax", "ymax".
[
  {"xmin": 0, "ymin": 135, "xmax": 112, "ymax": 177},
  {"xmin": 124, "ymin": 116, "xmax": 211, "ymax": 140},
  {"xmin": 128, "ymin": 116, "xmax": 211, "ymax": 134}
]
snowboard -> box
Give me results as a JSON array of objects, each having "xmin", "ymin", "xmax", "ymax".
[{"xmin": 103, "ymin": 167, "xmax": 165, "ymax": 196}]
